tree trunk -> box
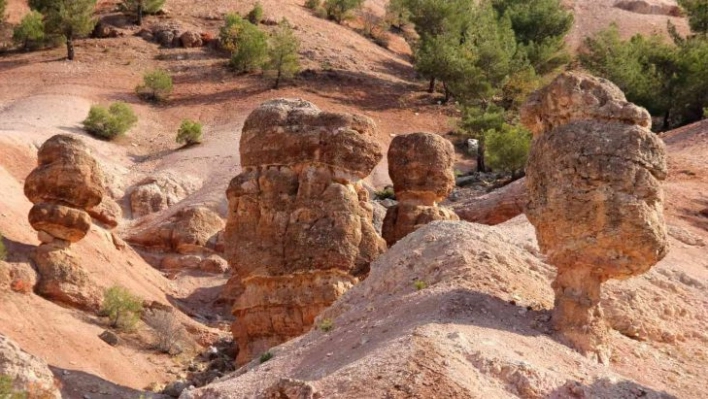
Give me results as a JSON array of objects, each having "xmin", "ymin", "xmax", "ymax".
[
  {"xmin": 662, "ymin": 109, "xmax": 671, "ymax": 131},
  {"xmin": 443, "ymin": 81, "xmax": 450, "ymax": 103},
  {"xmin": 274, "ymin": 68, "xmax": 281, "ymax": 89},
  {"xmin": 428, "ymin": 77, "xmax": 435, "ymax": 93},
  {"xmin": 66, "ymin": 36, "xmax": 75, "ymax": 60},
  {"xmin": 477, "ymin": 139, "xmax": 486, "ymax": 172},
  {"xmin": 137, "ymin": 3, "xmax": 144, "ymax": 26}
]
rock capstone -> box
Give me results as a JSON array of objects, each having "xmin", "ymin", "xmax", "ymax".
[
  {"xmin": 522, "ymin": 72, "xmax": 668, "ymax": 362},
  {"xmin": 223, "ymin": 99, "xmax": 386, "ymax": 364},
  {"xmin": 382, "ymin": 132, "xmax": 459, "ymax": 246}
]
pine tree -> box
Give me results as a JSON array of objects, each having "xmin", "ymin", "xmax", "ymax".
[
  {"xmin": 678, "ymin": 0, "xmax": 708, "ymax": 36},
  {"xmin": 122, "ymin": 0, "xmax": 165, "ymax": 25},
  {"xmin": 43, "ymin": 0, "xmax": 97, "ymax": 60},
  {"xmin": 266, "ymin": 20, "xmax": 300, "ymax": 89}
]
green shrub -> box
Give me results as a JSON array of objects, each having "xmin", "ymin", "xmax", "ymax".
[
  {"xmin": 414, "ymin": 280, "xmax": 427, "ymax": 291},
  {"xmin": 265, "ymin": 19, "xmax": 301, "ymax": 88},
  {"xmin": 247, "ymin": 1, "xmax": 264, "ymax": 24},
  {"xmin": 136, "ymin": 69, "xmax": 173, "ymax": 102},
  {"xmin": 485, "ymin": 124, "xmax": 531, "ymax": 179},
  {"xmin": 101, "ymin": 285, "xmax": 143, "ymax": 331},
  {"xmin": 324, "ymin": 0, "xmax": 363, "ymax": 23},
  {"xmin": 304, "ymin": 0, "xmax": 320, "ymax": 10},
  {"xmin": 82, "ymin": 102, "xmax": 138, "ymax": 140},
  {"xmin": 0, "ymin": 233, "xmax": 6, "ymax": 261},
  {"xmin": 0, "ymin": 375, "xmax": 25, "ymax": 399},
  {"xmin": 13, "ymin": 11, "xmax": 45, "ymax": 50},
  {"xmin": 318, "ymin": 318, "xmax": 334, "ymax": 332},
  {"xmin": 259, "ymin": 351, "xmax": 273, "ymax": 363},
  {"xmin": 374, "ymin": 186, "xmax": 395, "ymax": 200},
  {"xmin": 176, "ymin": 119, "xmax": 203, "ymax": 145},
  {"xmin": 220, "ymin": 15, "xmax": 268, "ymax": 73}
]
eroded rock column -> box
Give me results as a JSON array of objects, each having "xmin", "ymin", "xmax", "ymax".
[
  {"xmin": 224, "ymin": 99, "xmax": 387, "ymax": 363},
  {"xmin": 521, "ymin": 72, "xmax": 668, "ymax": 363},
  {"xmin": 24, "ymin": 134, "xmax": 106, "ymax": 309},
  {"xmin": 382, "ymin": 132, "xmax": 459, "ymax": 246}
]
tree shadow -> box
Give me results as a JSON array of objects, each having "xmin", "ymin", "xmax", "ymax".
[
  {"xmin": 50, "ymin": 366, "xmax": 169, "ymax": 399},
  {"xmin": 678, "ymin": 198, "xmax": 708, "ymax": 232},
  {"xmin": 548, "ymin": 378, "xmax": 678, "ymax": 399},
  {"xmin": 1, "ymin": 236, "xmax": 36, "ymax": 264}
]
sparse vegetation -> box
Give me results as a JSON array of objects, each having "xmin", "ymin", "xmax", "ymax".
[
  {"xmin": 318, "ymin": 318, "xmax": 334, "ymax": 332},
  {"xmin": 0, "ymin": 233, "xmax": 7, "ymax": 261},
  {"xmin": 0, "ymin": 0, "xmax": 7, "ymax": 24},
  {"xmin": 414, "ymin": 280, "xmax": 427, "ymax": 290},
  {"xmin": 136, "ymin": 69, "xmax": 173, "ymax": 102},
  {"xmin": 678, "ymin": 0, "xmax": 708, "ymax": 36},
  {"xmin": 145, "ymin": 309, "xmax": 184, "ymax": 354},
  {"xmin": 324, "ymin": 0, "xmax": 364, "ymax": 24},
  {"xmin": 259, "ymin": 351, "xmax": 273, "ymax": 363},
  {"xmin": 265, "ymin": 19, "xmax": 300, "ymax": 89},
  {"xmin": 13, "ymin": 11, "xmax": 46, "ymax": 50},
  {"xmin": 82, "ymin": 102, "xmax": 138, "ymax": 140},
  {"xmin": 41, "ymin": 0, "xmax": 98, "ymax": 60},
  {"xmin": 305, "ymin": 0, "xmax": 320, "ymax": 10},
  {"xmin": 374, "ymin": 186, "xmax": 395, "ymax": 200},
  {"xmin": 101, "ymin": 285, "xmax": 143, "ymax": 332},
  {"xmin": 176, "ymin": 119, "xmax": 203, "ymax": 145},
  {"xmin": 247, "ymin": 2, "xmax": 264, "ymax": 25},
  {"xmin": 0, "ymin": 375, "xmax": 25, "ymax": 399},
  {"xmin": 220, "ymin": 14, "xmax": 268, "ymax": 74},
  {"xmin": 121, "ymin": 0, "xmax": 166, "ymax": 25}
]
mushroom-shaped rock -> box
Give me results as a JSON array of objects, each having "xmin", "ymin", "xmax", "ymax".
[
  {"xmin": 522, "ymin": 72, "xmax": 668, "ymax": 362},
  {"xmin": 24, "ymin": 134, "xmax": 106, "ymax": 243},
  {"xmin": 224, "ymin": 99, "xmax": 387, "ymax": 364},
  {"xmin": 382, "ymin": 132, "xmax": 459, "ymax": 246}
]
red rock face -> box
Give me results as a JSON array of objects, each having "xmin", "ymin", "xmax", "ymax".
[
  {"xmin": 223, "ymin": 99, "xmax": 386, "ymax": 364},
  {"xmin": 382, "ymin": 132, "xmax": 459, "ymax": 246},
  {"xmin": 522, "ymin": 72, "xmax": 668, "ymax": 363}
]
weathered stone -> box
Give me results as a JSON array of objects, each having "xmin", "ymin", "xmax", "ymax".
[
  {"xmin": 99, "ymin": 330, "xmax": 119, "ymax": 346},
  {"xmin": 180, "ymin": 31, "xmax": 203, "ymax": 47},
  {"xmin": 129, "ymin": 175, "xmax": 194, "ymax": 218},
  {"xmin": 262, "ymin": 378, "xmax": 317, "ymax": 399},
  {"xmin": 29, "ymin": 203, "xmax": 92, "ymax": 243},
  {"xmin": 522, "ymin": 72, "xmax": 668, "ymax": 363},
  {"xmin": 615, "ymin": 0, "xmax": 683, "ymax": 17},
  {"xmin": 224, "ymin": 99, "xmax": 386, "ymax": 364},
  {"xmin": 88, "ymin": 197, "xmax": 122, "ymax": 228},
  {"xmin": 199, "ymin": 255, "xmax": 229, "ymax": 273},
  {"xmin": 0, "ymin": 335, "xmax": 61, "ymax": 398},
  {"xmin": 382, "ymin": 133, "xmax": 459, "ymax": 246},
  {"xmin": 452, "ymin": 178, "xmax": 528, "ymax": 225}
]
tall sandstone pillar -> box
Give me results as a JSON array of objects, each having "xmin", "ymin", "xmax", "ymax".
[
  {"xmin": 224, "ymin": 99, "xmax": 387, "ymax": 364},
  {"xmin": 522, "ymin": 72, "xmax": 668, "ymax": 363}
]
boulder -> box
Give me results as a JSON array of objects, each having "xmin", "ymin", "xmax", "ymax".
[
  {"xmin": 522, "ymin": 72, "xmax": 668, "ymax": 362},
  {"xmin": 129, "ymin": 175, "xmax": 195, "ymax": 218},
  {"xmin": 99, "ymin": 330, "xmax": 119, "ymax": 346},
  {"xmin": 0, "ymin": 335, "xmax": 61, "ymax": 398},
  {"xmin": 223, "ymin": 99, "xmax": 386, "ymax": 364},
  {"xmin": 28, "ymin": 203, "xmax": 92, "ymax": 243},
  {"xmin": 451, "ymin": 178, "xmax": 527, "ymax": 225},
  {"xmin": 614, "ymin": 0, "xmax": 683, "ymax": 16},
  {"xmin": 87, "ymin": 197, "xmax": 122, "ymax": 228},
  {"xmin": 382, "ymin": 133, "xmax": 459, "ymax": 246},
  {"xmin": 180, "ymin": 31, "xmax": 203, "ymax": 48}
]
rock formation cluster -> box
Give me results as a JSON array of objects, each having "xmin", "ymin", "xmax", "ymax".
[
  {"xmin": 522, "ymin": 72, "xmax": 668, "ymax": 362},
  {"xmin": 223, "ymin": 99, "xmax": 387, "ymax": 363},
  {"xmin": 24, "ymin": 134, "xmax": 106, "ymax": 309},
  {"xmin": 382, "ymin": 132, "xmax": 459, "ymax": 246}
]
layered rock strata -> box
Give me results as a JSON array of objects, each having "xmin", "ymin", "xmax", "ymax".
[
  {"xmin": 522, "ymin": 72, "xmax": 668, "ymax": 362},
  {"xmin": 382, "ymin": 132, "xmax": 459, "ymax": 246},
  {"xmin": 223, "ymin": 99, "xmax": 386, "ymax": 364}
]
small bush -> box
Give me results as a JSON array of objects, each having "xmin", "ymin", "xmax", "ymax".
[
  {"xmin": 220, "ymin": 14, "xmax": 268, "ymax": 73},
  {"xmin": 13, "ymin": 11, "xmax": 45, "ymax": 50},
  {"xmin": 485, "ymin": 124, "xmax": 532, "ymax": 179},
  {"xmin": 259, "ymin": 351, "xmax": 273, "ymax": 363},
  {"xmin": 176, "ymin": 119, "xmax": 203, "ymax": 145},
  {"xmin": 247, "ymin": 1, "xmax": 264, "ymax": 24},
  {"xmin": 414, "ymin": 280, "xmax": 427, "ymax": 291},
  {"xmin": 82, "ymin": 102, "xmax": 138, "ymax": 140},
  {"xmin": 324, "ymin": 0, "xmax": 364, "ymax": 23},
  {"xmin": 304, "ymin": 0, "xmax": 320, "ymax": 10},
  {"xmin": 145, "ymin": 310, "xmax": 184, "ymax": 354},
  {"xmin": 136, "ymin": 69, "xmax": 173, "ymax": 102},
  {"xmin": 318, "ymin": 318, "xmax": 334, "ymax": 332},
  {"xmin": 101, "ymin": 285, "xmax": 143, "ymax": 332},
  {"xmin": 0, "ymin": 233, "xmax": 6, "ymax": 261},
  {"xmin": 374, "ymin": 186, "xmax": 395, "ymax": 200}
]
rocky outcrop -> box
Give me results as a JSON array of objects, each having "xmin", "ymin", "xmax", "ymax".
[
  {"xmin": 24, "ymin": 135, "xmax": 106, "ymax": 309},
  {"xmin": 382, "ymin": 132, "xmax": 458, "ymax": 246},
  {"xmin": 451, "ymin": 178, "xmax": 527, "ymax": 225},
  {"xmin": 0, "ymin": 335, "xmax": 61, "ymax": 398},
  {"xmin": 24, "ymin": 134, "xmax": 106, "ymax": 243},
  {"xmin": 223, "ymin": 99, "xmax": 386, "ymax": 364},
  {"xmin": 614, "ymin": 0, "xmax": 683, "ymax": 17},
  {"xmin": 129, "ymin": 175, "xmax": 197, "ymax": 218},
  {"xmin": 522, "ymin": 72, "xmax": 668, "ymax": 363}
]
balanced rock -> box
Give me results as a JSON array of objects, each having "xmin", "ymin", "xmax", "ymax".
[
  {"xmin": 522, "ymin": 72, "xmax": 668, "ymax": 362},
  {"xmin": 24, "ymin": 134, "xmax": 106, "ymax": 243},
  {"xmin": 382, "ymin": 132, "xmax": 458, "ymax": 246},
  {"xmin": 224, "ymin": 99, "xmax": 386, "ymax": 364}
]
